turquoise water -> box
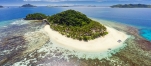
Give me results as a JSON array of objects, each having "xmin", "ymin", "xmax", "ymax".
[
  {"xmin": 0, "ymin": 7, "xmax": 151, "ymax": 41},
  {"xmin": 140, "ymin": 29, "xmax": 151, "ymax": 41}
]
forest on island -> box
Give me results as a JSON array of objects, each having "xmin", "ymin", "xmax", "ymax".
[
  {"xmin": 47, "ymin": 10, "xmax": 108, "ymax": 41},
  {"xmin": 25, "ymin": 10, "xmax": 108, "ymax": 41}
]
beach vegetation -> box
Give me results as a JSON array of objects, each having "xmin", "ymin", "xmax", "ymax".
[
  {"xmin": 24, "ymin": 13, "xmax": 47, "ymax": 20},
  {"xmin": 47, "ymin": 9, "xmax": 108, "ymax": 41}
]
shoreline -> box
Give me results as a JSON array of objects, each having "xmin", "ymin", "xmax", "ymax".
[
  {"xmin": 2, "ymin": 19, "xmax": 151, "ymax": 65},
  {"xmin": 44, "ymin": 24, "xmax": 129, "ymax": 52}
]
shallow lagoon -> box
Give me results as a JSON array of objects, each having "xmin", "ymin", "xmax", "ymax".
[{"xmin": 0, "ymin": 7, "xmax": 151, "ymax": 65}]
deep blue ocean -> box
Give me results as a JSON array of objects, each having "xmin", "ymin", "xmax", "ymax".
[{"xmin": 0, "ymin": 6, "xmax": 151, "ymax": 41}]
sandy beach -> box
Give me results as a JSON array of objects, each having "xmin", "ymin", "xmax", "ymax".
[{"xmin": 44, "ymin": 25, "xmax": 129, "ymax": 52}]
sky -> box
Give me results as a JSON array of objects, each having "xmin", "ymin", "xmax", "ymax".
[{"xmin": 0, "ymin": 0, "xmax": 151, "ymax": 6}]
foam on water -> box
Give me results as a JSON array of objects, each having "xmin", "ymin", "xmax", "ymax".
[
  {"xmin": 49, "ymin": 38, "xmax": 128, "ymax": 60},
  {"xmin": 13, "ymin": 35, "xmax": 129, "ymax": 65},
  {"xmin": 0, "ymin": 18, "xmax": 131, "ymax": 66},
  {"xmin": 12, "ymin": 19, "xmax": 131, "ymax": 65},
  {"xmin": 0, "ymin": 20, "xmax": 13, "ymax": 28},
  {"xmin": 12, "ymin": 58, "xmax": 36, "ymax": 66},
  {"xmin": 0, "ymin": 19, "xmax": 30, "ymax": 28},
  {"xmin": 10, "ymin": 19, "xmax": 29, "ymax": 25}
]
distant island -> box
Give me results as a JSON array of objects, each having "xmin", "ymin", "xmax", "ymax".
[
  {"xmin": 21, "ymin": 4, "xmax": 36, "ymax": 7},
  {"xmin": 111, "ymin": 4, "xmax": 151, "ymax": 8},
  {"xmin": 25, "ymin": 10, "xmax": 108, "ymax": 41},
  {"xmin": 0, "ymin": 5, "xmax": 3, "ymax": 8}
]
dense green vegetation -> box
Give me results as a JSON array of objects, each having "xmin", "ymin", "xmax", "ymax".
[
  {"xmin": 24, "ymin": 13, "xmax": 47, "ymax": 20},
  {"xmin": 111, "ymin": 4, "xmax": 151, "ymax": 8},
  {"xmin": 47, "ymin": 10, "xmax": 108, "ymax": 41},
  {"xmin": 24, "ymin": 10, "xmax": 108, "ymax": 41},
  {"xmin": 21, "ymin": 4, "xmax": 36, "ymax": 7},
  {"xmin": 48, "ymin": 10, "xmax": 91, "ymax": 27}
]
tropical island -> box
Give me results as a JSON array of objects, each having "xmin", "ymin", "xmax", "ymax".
[
  {"xmin": 21, "ymin": 4, "xmax": 36, "ymax": 7},
  {"xmin": 24, "ymin": 10, "xmax": 129, "ymax": 52},
  {"xmin": 25, "ymin": 10, "xmax": 108, "ymax": 41},
  {"xmin": 111, "ymin": 4, "xmax": 151, "ymax": 8},
  {"xmin": 0, "ymin": 5, "xmax": 3, "ymax": 8},
  {"xmin": 47, "ymin": 10, "xmax": 108, "ymax": 41}
]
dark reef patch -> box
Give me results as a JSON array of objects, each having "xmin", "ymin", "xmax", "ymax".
[
  {"xmin": 0, "ymin": 36, "xmax": 26, "ymax": 65},
  {"xmin": 136, "ymin": 39, "xmax": 151, "ymax": 51},
  {"xmin": 0, "ymin": 20, "xmax": 45, "ymax": 65}
]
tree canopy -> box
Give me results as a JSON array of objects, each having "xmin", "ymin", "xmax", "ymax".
[
  {"xmin": 47, "ymin": 9, "xmax": 108, "ymax": 41},
  {"xmin": 48, "ymin": 10, "xmax": 91, "ymax": 27},
  {"xmin": 24, "ymin": 13, "xmax": 47, "ymax": 20}
]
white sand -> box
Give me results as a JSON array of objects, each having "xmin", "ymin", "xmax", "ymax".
[{"xmin": 44, "ymin": 25, "xmax": 129, "ymax": 52}]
